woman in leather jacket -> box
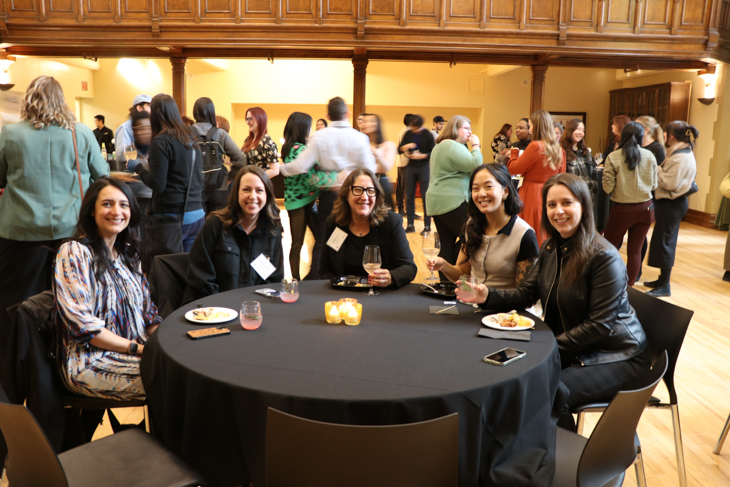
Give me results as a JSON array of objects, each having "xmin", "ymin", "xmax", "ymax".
[
  {"xmin": 457, "ymin": 173, "xmax": 651, "ymax": 423},
  {"xmin": 183, "ymin": 165, "xmax": 284, "ymax": 304}
]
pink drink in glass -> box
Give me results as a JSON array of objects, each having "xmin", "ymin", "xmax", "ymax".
[
  {"xmin": 280, "ymin": 293, "xmax": 299, "ymax": 303},
  {"xmin": 240, "ymin": 301, "xmax": 262, "ymax": 330}
]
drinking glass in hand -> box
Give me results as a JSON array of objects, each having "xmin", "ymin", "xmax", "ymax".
[
  {"xmin": 280, "ymin": 278, "xmax": 299, "ymax": 303},
  {"xmin": 362, "ymin": 245, "xmax": 382, "ymax": 296},
  {"xmin": 459, "ymin": 276, "xmax": 478, "ymax": 303},
  {"xmin": 422, "ymin": 230, "xmax": 441, "ymax": 283},
  {"xmin": 240, "ymin": 301, "xmax": 262, "ymax": 330},
  {"xmin": 124, "ymin": 143, "xmax": 137, "ymax": 162}
]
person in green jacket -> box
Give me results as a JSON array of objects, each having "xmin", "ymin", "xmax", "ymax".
[
  {"xmin": 425, "ymin": 115, "xmax": 483, "ymax": 274},
  {"xmin": 0, "ymin": 75, "xmax": 108, "ymax": 350}
]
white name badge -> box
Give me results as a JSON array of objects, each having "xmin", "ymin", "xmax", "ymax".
[
  {"xmin": 251, "ymin": 253, "xmax": 276, "ymax": 280},
  {"xmin": 326, "ymin": 227, "xmax": 348, "ymax": 252}
]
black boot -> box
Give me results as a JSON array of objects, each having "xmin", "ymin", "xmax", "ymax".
[{"xmin": 643, "ymin": 279, "xmax": 661, "ymax": 288}]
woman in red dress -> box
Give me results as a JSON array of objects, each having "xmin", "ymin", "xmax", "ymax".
[{"xmin": 508, "ymin": 110, "xmax": 566, "ymax": 246}]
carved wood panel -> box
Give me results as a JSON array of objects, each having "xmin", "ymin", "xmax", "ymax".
[
  {"xmin": 408, "ymin": 0, "xmax": 439, "ymax": 19},
  {"xmin": 569, "ymin": 0, "xmax": 595, "ymax": 22},
  {"xmin": 367, "ymin": 0, "xmax": 398, "ymax": 16},
  {"xmin": 205, "ymin": 0, "xmax": 231, "ymax": 13},
  {"xmin": 680, "ymin": 0, "xmax": 707, "ymax": 26},
  {"xmin": 125, "ymin": 0, "xmax": 152, "ymax": 13},
  {"xmin": 528, "ymin": 0, "xmax": 558, "ymax": 23},
  {"xmin": 285, "ymin": 0, "xmax": 313, "ymax": 14},
  {"xmin": 606, "ymin": 0, "xmax": 633, "ymax": 26},
  {"xmin": 488, "ymin": 0, "xmax": 518, "ymax": 20},
  {"xmin": 447, "ymin": 0, "xmax": 478, "ymax": 19},
  {"xmin": 88, "ymin": 0, "xmax": 112, "ymax": 12},
  {"xmin": 644, "ymin": 0, "xmax": 670, "ymax": 25},
  {"xmin": 322, "ymin": 0, "xmax": 353, "ymax": 15},
  {"xmin": 164, "ymin": 0, "xmax": 192, "ymax": 13},
  {"xmin": 9, "ymin": 0, "xmax": 39, "ymax": 17}
]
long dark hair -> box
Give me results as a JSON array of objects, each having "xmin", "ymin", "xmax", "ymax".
[
  {"xmin": 73, "ymin": 177, "xmax": 143, "ymax": 279},
  {"xmin": 150, "ymin": 94, "xmax": 197, "ymax": 149},
  {"xmin": 242, "ymin": 107, "xmax": 268, "ymax": 153},
  {"xmin": 282, "ymin": 112, "xmax": 312, "ymax": 161},
  {"xmin": 462, "ymin": 164, "xmax": 523, "ymax": 264},
  {"xmin": 664, "ymin": 120, "xmax": 699, "ymax": 150},
  {"xmin": 193, "ymin": 97, "xmax": 217, "ymax": 126},
  {"xmin": 612, "ymin": 115, "xmax": 631, "ymax": 144},
  {"xmin": 560, "ymin": 119, "xmax": 588, "ymax": 162},
  {"xmin": 212, "ymin": 165, "xmax": 281, "ymax": 235},
  {"xmin": 618, "ymin": 121, "xmax": 645, "ymax": 171},
  {"xmin": 366, "ymin": 113, "xmax": 385, "ymax": 145},
  {"xmin": 541, "ymin": 174, "xmax": 600, "ymax": 285},
  {"xmin": 493, "ymin": 123, "xmax": 511, "ymax": 139}
]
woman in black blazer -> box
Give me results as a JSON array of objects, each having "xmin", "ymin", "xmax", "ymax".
[{"xmin": 319, "ymin": 168, "xmax": 417, "ymax": 288}]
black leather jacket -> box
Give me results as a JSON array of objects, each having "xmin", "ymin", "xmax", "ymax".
[{"xmin": 484, "ymin": 235, "xmax": 647, "ymax": 366}]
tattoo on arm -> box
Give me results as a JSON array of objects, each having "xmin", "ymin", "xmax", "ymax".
[{"xmin": 515, "ymin": 258, "xmax": 536, "ymax": 287}]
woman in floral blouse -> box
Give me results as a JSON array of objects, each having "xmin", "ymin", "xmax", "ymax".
[
  {"xmin": 490, "ymin": 123, "xmax": 512, "ymax": 161},
  {"xmin": 242, "ymin": 107, "xmax": 279, "ymax": 179}
]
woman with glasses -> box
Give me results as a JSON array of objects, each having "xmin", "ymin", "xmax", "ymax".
[
  {"xmin": 319, "ymin": 168, "xmax": 416, "ymax": 289},
  {"xmin": 242, "ymin": 107, "xmax": 279, "ymax": 179}
]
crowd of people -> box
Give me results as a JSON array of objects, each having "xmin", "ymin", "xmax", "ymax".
[{"xmin": 0, "ymin": 74, "xmax": 704, "ymax": 443}]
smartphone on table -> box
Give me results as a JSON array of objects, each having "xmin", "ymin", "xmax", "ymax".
[{"xmin": 483, "ymin": 347, "xmax": 526, "ymax": 366}]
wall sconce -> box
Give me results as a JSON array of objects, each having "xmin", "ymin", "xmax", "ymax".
[
  {"xmin": 697, "ymin": 65, "xmax": 717, "ymax": 105},
  {"xmin": 0, "ymin": 52, "xmax": 15, "ymax": 91}
]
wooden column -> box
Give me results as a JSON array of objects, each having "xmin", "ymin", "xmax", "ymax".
[
  {"xmin": 530, "ymin": 64, "xmax": 548, "ymax": 114},
  {"xmin": 170, "ymin": 57, "xmax": 187, "ymax": 115},
  {"xmin": 352, "ymin": 57, "xmax": 368, "ymax": 128}
]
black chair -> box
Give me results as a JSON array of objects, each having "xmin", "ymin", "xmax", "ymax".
[
  {"xmin": 554, "ymin": 351, "xmax": 668, "ymax": 487},
  {"xmin": 0, "ymin": 398, "xmax": 206, "ymax": 487},
  {"xmin": 265, "ymin": 408, "xmax": 459, "ymax": 487},
  {"xmin": 148, "ymin": 253, "xmax": 190, "ymax": 319},
  {"xmin": 713, "ymin": 411, "xmax": 730, "ymax": 454},
  {"xmin": 574, "ymin": 287, "xmax": 694, "ymax": 487}
]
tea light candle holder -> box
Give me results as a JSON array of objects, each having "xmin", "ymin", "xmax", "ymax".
[
  {"xmin": 343, "ymin": 303, "xmax": 362, "ymax": 326},
  {"xmin": 325, "ymin": 302, "xmax": 342, "ymax": 324}
]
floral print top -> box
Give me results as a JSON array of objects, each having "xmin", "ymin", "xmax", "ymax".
[{"xmin": 245, "ymin": 133, "xmax": 278, "ymax": 170}]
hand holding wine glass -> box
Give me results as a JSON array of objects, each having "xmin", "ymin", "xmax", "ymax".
[
  {"xmin": 422, "ymin": 230, "xmax": 441, "ymax": 283},
  {"xmin": 362, "ymin": 245, "xmax": 382, "ymax": 296}
]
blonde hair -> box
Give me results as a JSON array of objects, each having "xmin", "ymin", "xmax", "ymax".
[
  {"xmin": 530, "ymin": 110, "xmax": 562, "ymax": 171},
  {"xmin": 436, "ymin": 116, "xmax": 470, "ymax": 143},
  {"xmin": 21, "ymin": 76, "xmax": 76, "ymax": 130},
  {"xmin": 635, "ymin": 116, "xmax": 664, "ymax": 144}
]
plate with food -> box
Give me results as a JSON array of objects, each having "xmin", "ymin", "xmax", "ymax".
[
  {"xmin": 185, "ymin": 307, "xmax": 238, "ymax": 324},
  {"xmin": 419, "ymin": 281, "xmax": 457, "ymax": 298},
  {"xmin": 330, "ymin": 276, "xmax": 373, "ymax": 289},
  {"xmin": 482, "ymin": 312, "xmax": 535, "ymax": 331}
]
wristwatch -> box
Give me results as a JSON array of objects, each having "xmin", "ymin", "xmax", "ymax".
[{"xmin": 128, "ymin": 341, "xmax": 139, "ymax": 355}]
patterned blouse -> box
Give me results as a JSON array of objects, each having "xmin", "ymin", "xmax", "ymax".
[
  {"xmin": 491, "ymin": 134, "xmax": 512, "ymax": 157},
  {"xmin": 55, "ymin": 241, "xmax": 161, "ymax": 400},
  {"xmin": 245, "ymin": 133, "xmax": 278, "ymax": 170}
]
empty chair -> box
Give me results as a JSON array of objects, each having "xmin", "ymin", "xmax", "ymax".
[
  {"xmin": 266, "ymin": 408, "xmax": 459, "ymax": 487},
  {"xmin": 0, "ymin": 398, "xmax": 206, "ymax": 487},
  {"xmin": 574, "ymin": 287, "xmax": 693, "ymax": 487},
  {"xmin": 554, "ymin": 351, "xmax": 668, "ymax": 487},
  {"xmin": 148, "ymin": 253, "xmax": 190, "ymax": 319}
]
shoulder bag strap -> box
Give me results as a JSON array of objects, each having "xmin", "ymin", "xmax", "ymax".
[
  {"xmin": 181, "ymin": 148, "xmax": 195, "ymax": 215},
  {"xmin": 71, "ymin": 125, "xmax": 84, "ymax": 199}
]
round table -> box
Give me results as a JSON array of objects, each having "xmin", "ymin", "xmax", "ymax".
[{"xmin": 141, "ymin": 281, "xmax": 561, "ymax": 487}]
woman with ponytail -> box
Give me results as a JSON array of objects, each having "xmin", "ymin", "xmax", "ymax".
[
  {"xmin": 602, "ymin": 122, "xmax": 658, "ymax": 286},
  {"xmin": 508, "ymin": 110, "xmax": 566, "ymax": 246},
  {"xmin": 636, "ymin": 116, "xmax": 666, "ymax": 165},
  {"xmin": 644, "ymin": 121, "xmax": 699, "ymax": 297}
]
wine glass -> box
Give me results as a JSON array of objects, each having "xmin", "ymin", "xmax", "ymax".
[
  {"xmin": 362, "ymin": 245, "xmax": 382, "ymax": 296},
  {"xmin": 240, "ymin": 301, "xmax": 262, "ymax": 330},
  {"xmin": 422, "ymin": 230, "xmax": 441, "ymax": 283},
  {"xmin": 123, "ymin": 143, "xmax": 137, "ymax": 162},
  {"xmin": 280, "ymin": 278, "xmax": 299, "ymax": 303}
]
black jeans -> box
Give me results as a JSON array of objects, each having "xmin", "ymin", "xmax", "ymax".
[
  {"xmin": 202, "ymin": 189, "xmax": 228, "ymax": 213},
  {"xmin": 406, "ymin": 164, "xmax": 431, "ymax": 227},
  {"xmin": 288, "ymin": 200, "xmax": 318, "ymax": 280},
  {"xmin": 396, "ymin": 166, "xmax": 407, "ymax": 213},
  {"xmin": 309, "ymin": 190, "xmax": 338, "ymax": 280},
  {"xmin": 432, "ymin": 202, "xmax": 468, "ymax": 269},
  {"xmin": 377, "ymin": 174, "xmax": 394, "ymax": 210}
]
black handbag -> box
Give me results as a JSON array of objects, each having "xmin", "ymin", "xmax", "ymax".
[
  {"xmin": 145, "ymin": 151, "xmax": 195, "ymax": 264},
  {"xmin": 684, "ymin": 180, "xmax": 699, "ymax": 197}
]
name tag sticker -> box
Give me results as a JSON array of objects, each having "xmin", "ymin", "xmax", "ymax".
[
  {"xmin": 327, "ymin": 227, "xmax": 348, "ymax": 252},
  {"xmin": 251, "ymin": 254, "xmax": 276, "ymax": 280}
]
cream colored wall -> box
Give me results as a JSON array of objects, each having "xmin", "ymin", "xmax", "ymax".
[
  {"xmin": 5, "ymin": 56, "xmax": 95, "ymax": 124},
  {"xmin": 620, "ymin": 69, "xmax": 722, "ymax": 213},
  {"xmin": 79, "ymin": 58, "xmax": 172, "ymax": 139}
]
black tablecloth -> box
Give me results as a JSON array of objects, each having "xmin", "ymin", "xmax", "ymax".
[{"xmin": 141, "ymin": 281, "xmax": 561, "ymax": 487}]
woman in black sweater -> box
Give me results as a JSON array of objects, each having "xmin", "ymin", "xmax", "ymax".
[{"xmin": 130, "ymin": 94, "xmax": 204, "ymax": 256}]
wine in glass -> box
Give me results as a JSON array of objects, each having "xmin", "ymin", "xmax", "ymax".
[
  {"xmin": 280, "ymin": 278, "xmax": 299, "ymax": 303},
  {"xmin": 362, "ymin": 245, "xmax": 382, "ymax": 296},
  {"xmin": 240, "ymin": 301, "xmax": 262, "ymax": 330},
  {"xmin": 124, "ymin": 143, "xmax": 137, "ymax": 163},
  {"xmin": 422, "ymin": 230, "xmax": 441, "ymax": 283}
]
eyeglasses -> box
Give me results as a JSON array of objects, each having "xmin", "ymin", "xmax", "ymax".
[
  {"xmin": 350, "ymin": 186, "xmax": 377, "ymax": 197},
  {"xmin": 245, "ymin": 117, "xmax": 254, "ymax": 123}
]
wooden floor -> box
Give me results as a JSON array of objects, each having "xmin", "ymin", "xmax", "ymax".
[{"xmin": 96, "ymin": 203, "xmax": 730, "ymax": 487}]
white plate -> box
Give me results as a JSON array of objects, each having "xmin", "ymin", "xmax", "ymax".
[
  {"xmin": 185, "ymin": 307, "xmax": 238, "ymax": 324},
  {"xmin": 481, "ymin": 313, "xmax": 535, "ymax": 331}
]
